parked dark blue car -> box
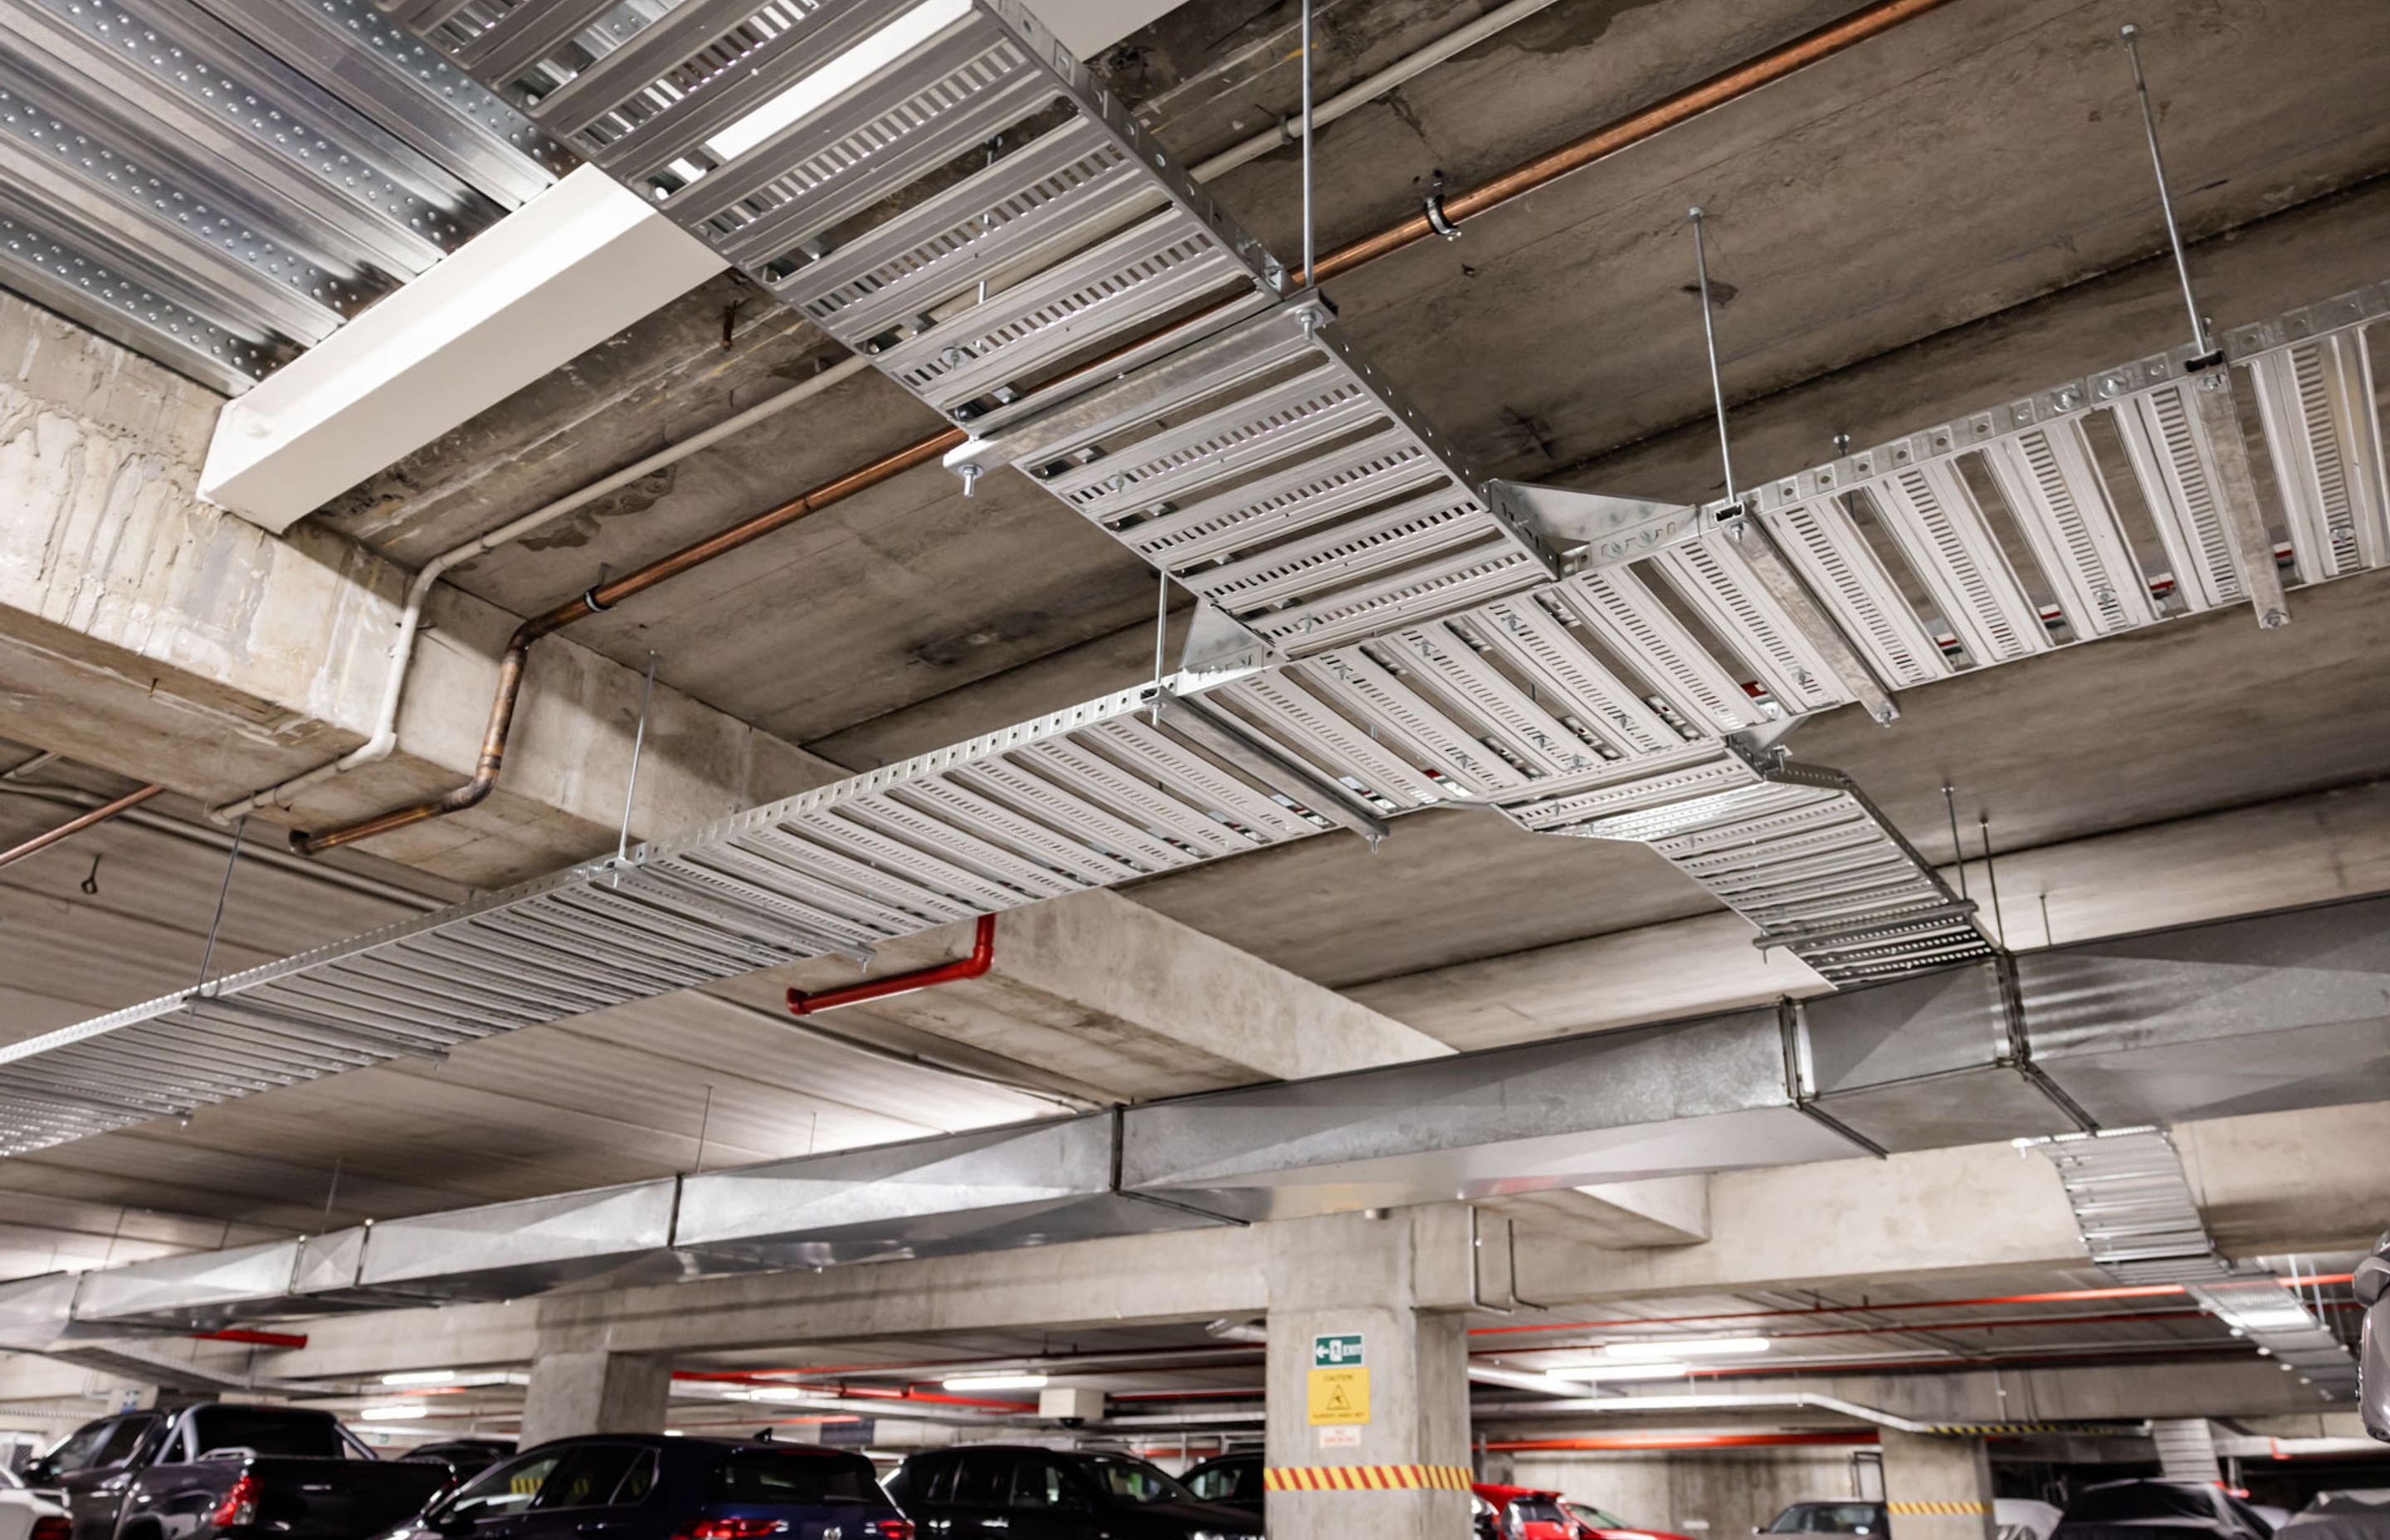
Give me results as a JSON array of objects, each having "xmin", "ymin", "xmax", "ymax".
[{"xmin": 378, "ymin": 1435, "xmax": 909, "ymax": 1540}]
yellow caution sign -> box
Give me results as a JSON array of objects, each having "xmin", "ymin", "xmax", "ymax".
[{"xmin": 1307, "ymin": 1365, "xmax": 1370, "ymax": 1425}]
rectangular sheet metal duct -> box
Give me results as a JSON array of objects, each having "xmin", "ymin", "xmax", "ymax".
[{"xmin": 12, "ymin": 893, "xmax": 2387, "ymax": 1351}]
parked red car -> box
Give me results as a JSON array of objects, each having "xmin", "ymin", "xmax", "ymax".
[
  {"xmin": 1475, "ymin": 1484, "xmax": 1583, "ymax": 1540},
  {"xmin": 1568, "ymin": 1500, "xmax": 1704, "ymax": 1540}
]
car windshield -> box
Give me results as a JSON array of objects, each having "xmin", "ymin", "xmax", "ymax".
[
  {"xmin": 1516, "ymin": 1497, "xmax": 1571, "ymax": 1523},
  {"xmin": 1773, "ymin": 1505, "xmax": 1888, "ymax": 1534},
  {"xmin": 1079, "ymin": 1456, "xmax": 1189, "ymax": 1505},
  {"xmin": 710, "ymin": 1451, "xmax": 879, "ymax": 1505},
  {"xmin": 189, "ymin": 1409, "xmax": 350, "ymax": 1460},
  {"xmin": 1576, "ymin": 1506, "xmax": 1630, "ymax": 1528}
]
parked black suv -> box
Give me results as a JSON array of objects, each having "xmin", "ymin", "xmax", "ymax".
[
  {"xmin": 1179, "ymin": 1454, "xmax": 1262, "ymax": 1519},
  {"xmin": 377, "ymin": 1434, "xmax": 910, "ymax": 1540},
  {"xmin": 31, "ymin": 1404, "xmax": 446, "ymax": 1540},
  {"xmin": 883, "ymin": 1446, "xmax": 1259, "ymax": 1539}
]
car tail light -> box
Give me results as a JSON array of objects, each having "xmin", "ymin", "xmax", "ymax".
[
  {"xmin": 678, "ymin": 1521, "xmax": 788, "ymax": 1540},
  {"xmin": 211, "ymin": 1474, "xmax": 261, "ymax": 1530},
  {"xmin": 31, "ymin": 1517, "xmax": 71, "ymax": 1540},
  {"xmin": 863, "ymin": 1523, "xmax": 914, "ymax": 1540}
]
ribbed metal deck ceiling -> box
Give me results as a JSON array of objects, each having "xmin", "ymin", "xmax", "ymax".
[{"xmin": 0, "ymin": 0, "xmax": 565, "ymax": 392}]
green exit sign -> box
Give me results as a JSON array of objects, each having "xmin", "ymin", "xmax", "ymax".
[{"xmin": 1312, "ymin": 1333, "xmax": 1365, "ymax": 1367}]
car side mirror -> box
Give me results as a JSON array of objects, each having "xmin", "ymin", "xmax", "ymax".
[{"xmin": 22, "ymin": 1459, "xmax": 56, "ymax": 1485}]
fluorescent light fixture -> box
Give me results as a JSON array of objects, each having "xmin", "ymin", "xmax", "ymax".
[
  {"xmin": 742, "ymin": 1388, "xmax": 822, "ymax": 1404},
  {"xmin": 1601, "ymin": 1336, "xmax": 1770, "ymax": 1361},
  {"xmin": 942, "ymin": 1372, "xmax": 1049, "ymax": 1392},
  {"xmin": 358, "ymin": 1405, "xmax": 430, "ymax": 1421},
  {"xmin": 381, "ymin": 1370, "xmax": 458, "ymax": 1386},
  {"xmin": 704, "ymin": 0, "xmax": 971, "ymax": 163},
  {"xmin": 1538, "ymin": 1361, "xmax": 1694, "ymax": 1382}
]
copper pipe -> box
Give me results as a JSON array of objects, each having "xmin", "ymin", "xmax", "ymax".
[
  {"xmin": 0, "ymin": 782, "xmax": 163, "ymax": 870},
  {"xmin": 299, "ymin": 433, "xmax": 956, "ymax": 853},
  {"xmin": 300, "ymin": 637, "xmax": 528, "ymax": 853},
  {"xmin": 1305, "ymin": 0, "xmax": 1960, "ymax": 284},
  {"xmin": 304, "ymin": 0, "xmax": 1951, "ymax": 853}
]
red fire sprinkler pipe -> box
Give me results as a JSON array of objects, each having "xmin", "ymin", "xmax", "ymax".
[
  {"xmin": 191, "ymin": 1328, "xmax": 310, "ymax": 1348},
  {"xmin": 788, "ymin": 914, "xmax": 997, "ymax": 1016}
]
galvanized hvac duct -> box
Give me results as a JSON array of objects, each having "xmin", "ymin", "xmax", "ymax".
[{"xmin": 3, "ymin": 890, "xmax": 2383, "ymax": 1352}]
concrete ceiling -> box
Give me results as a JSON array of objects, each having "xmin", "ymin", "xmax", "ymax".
[
  {"xmin": 310, "ymin": 0, "xmax": 2390, "ymax": 991},
  {"xmin": 3, "ymin": 0, "xmax": 2389, "ymax": 1307}
]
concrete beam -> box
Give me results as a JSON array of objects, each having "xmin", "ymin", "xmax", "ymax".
[
  {"xmin": 1360, "ymin": 777, "xmax": 2390, "ymax": 1049},
  {"xmin": 1514, "ymin": 1100, "xmax": 2390, "ymax": 1305},
  {"xmin": 1488, "ymin": 1177, "xmax": 1712, "ymax": 1251},
  {"xmin": 757, "ymin": 891, "xmax": 1451, "ymax": 1102},
  {"xmin": 0, "ymin": 285, "xmax": 845, "ymax": 889}
]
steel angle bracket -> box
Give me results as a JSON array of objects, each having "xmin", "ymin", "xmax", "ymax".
[
  {"xmin": 1174, "ymin": 602, "xmax": 1279, "ymax": 693},
  {"xmin": 1151, "ymin": 691, "xmax": 1390, "ymax": 846},
  {"xmin": 1715, "ymin": 512, "xmax": 1901, "ymax": 725},
  {"xmin": 1487, "ymin": 484, "xmax": 1714, "ymax": 571}
]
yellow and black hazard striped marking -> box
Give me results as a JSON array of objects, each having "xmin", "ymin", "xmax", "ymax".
[
  {"xmin": 1889, "ymin": 1502, "xmax": 1988, "ymax": 1516},
  {"xmin": 1921, "ymin": 1422, "xmax": 2141, "ymax": 1436},
  {"xmin": 1264, "ymin": 1464, "xmax": 1474, "ymax": 1493}
]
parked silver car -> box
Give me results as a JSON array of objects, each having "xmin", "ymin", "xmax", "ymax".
[{"xmin": 2360, "ymin": 1231, "xmax": 2388, "ymax": 1442}]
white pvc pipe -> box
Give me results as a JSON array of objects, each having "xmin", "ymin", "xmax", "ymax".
[
  {"xmin": 212, "ymin": 0, "xmax": 1563, "ymax": 824},
  {"xmin": 1188, "ymin": 0, "xmax": 1564, "ymax": 183},
  {"xmin": 208, "ymin": 354, "xmax": 871, "ymax": 822}
]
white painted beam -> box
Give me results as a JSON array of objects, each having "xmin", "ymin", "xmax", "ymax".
[{"xmin": 200, "ymin": 168, "xmax": 724, "ymax": 532}]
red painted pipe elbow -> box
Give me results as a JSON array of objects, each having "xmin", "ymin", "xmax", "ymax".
[{"xmin": 788, "ymin": 914, "xmax": 997, "ymax": 1016}]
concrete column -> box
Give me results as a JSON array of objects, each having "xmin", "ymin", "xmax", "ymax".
[
  {"xmin": 1880, "ymin": 1431, "xmax": 1992, "ymax": 1540},
  {"xmin": 518, "ymin": 1351, "xmax": 672, "ymax": 1447},
  {"xmin": 1263, "ymin": 1210, "xmax": 1471, "ymax": 1540}
]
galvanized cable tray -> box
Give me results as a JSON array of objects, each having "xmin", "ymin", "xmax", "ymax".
[
  {"xmin": 954, "ymin": 297, "xmax": 1568, "ymax": 660},
  {"xmin": 384, "ymin": 0, "xmax": 1282, "ymax": 424},
  {"xmin": 0, "ymin": 673, "xmax": 1388, "ymax": 1157},
  {"xmin": 1729, "ymin": 280, "xmax": 2390, "ymax": 685},
  {"xmin": 0, "ymin": 0, "xmax": 563, "ymax": 391},
  {"xmin": 2024, "ymin": 1128, "xmax": 2358, "ymax": 1391},
  {"xmin": 1528, "ymin": 746, "xmax": 1997, "ymax": 984}
]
